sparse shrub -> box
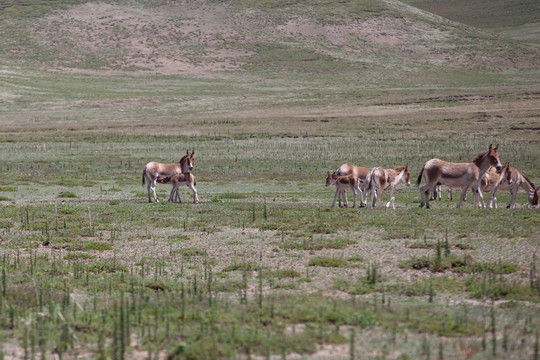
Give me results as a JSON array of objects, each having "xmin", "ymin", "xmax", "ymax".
[
  {"xmin": 272, "ymin": 269, "xmax": 301, "ymax": 278},
  {"xmin": 222, "ymin": 262, "xmax": 260, "ymax": 272},
  {"xmin": 58, "ymin": 191, "xmax": 77, "ymax": 198},
  {"xmin": 88, "ymin": 262, "xmax": 127, "ymax": 273},
  {"xmin": 170, "ymin": 248, "xmax": 206, "ymax": 257},
  {"xmin": 309, "ymin": 257, "xmax": 347, "ymax": 267},
  {"xmin": 145, "ymin": 281, "xmax": 169, "ymax": 291},
  {"xmin": 64, "ymin": 253, "xmax": 96, "ymax": 260}
]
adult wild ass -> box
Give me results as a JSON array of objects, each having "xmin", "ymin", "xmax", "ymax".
[
  {"xmin": 492, "ymin": 165, "xmax": 539, "ymax": 208},
  {"xmin": 477, "ymin": 163, "xmax": 511, "ymax": 208},
  {"xmin": 417, "ymin": 144, "xmax": 502, "ymax": 209},
  {"xmin": 326, "ymin": 172, "xmax": 362, "ymax": 208},
  {"xmin": 368, "ymin": 164, "xmax": 410, "ymax": 209},
  {"xmin": 157, "ymin": 172, "xmax": 199, "ymax": 204},
  {"xmin": 142, "ymin": 150, "xmax": 194, "ymax": 202},
  {"xmin": 335, "ymin": 164, "xmax": 370, "ymax": 207}
]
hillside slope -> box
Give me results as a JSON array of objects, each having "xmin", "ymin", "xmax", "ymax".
[{"xmin": 1, "ymin": 0, "xmax": 539, "ymax": 87}]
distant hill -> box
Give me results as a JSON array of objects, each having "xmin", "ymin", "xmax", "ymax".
[
  {"xmin": 400, "ymin": 0, "xmax": 540, "ymax": 42},
  {"xmin": 0, "ymin": 0, "xmax": 539, "ymax": 86}
]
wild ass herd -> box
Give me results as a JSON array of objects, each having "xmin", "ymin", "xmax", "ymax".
[
  {"xmin": 143, "ymin": 146, "xmax": 539, "ymax": 209},
  {"xmin": 327, "ymin": 144, "xmax": 538, "ymax": 209}
]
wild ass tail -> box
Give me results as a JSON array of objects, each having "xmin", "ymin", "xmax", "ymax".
[
  {"xmin": 416, "ymin": 165, "xmax": 425, "ymax": 187},
  {"xmin": 142, "ymin": 167, "xmax": 146, "ymax": 186},
  {"xmin": 367, "ymin": 168, "xmax": 377, "ymax": 194}
]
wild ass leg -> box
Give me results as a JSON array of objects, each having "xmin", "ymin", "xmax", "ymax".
[
  {"xmin": 487, "ymin": 190, "xmax": 498, "ymax": 209},
  {"xmin": 174, "ymin": 189, "xmax": 182, "ymax": 203},
  {"xmin": 507, "ymin": 187, "xmax": 518, "ymax": 209},
  {"xmin": 353, "ymin": 180, "xmax": 362, "ymax": 208},
  {"xmin": 168, "ymin": 184, "xmax": 179, "ymax": 202},
  {"xmin": 456, "ymin": 185, "xmax": 470, "ymax": 209},
  {"xmin": 419, "ymin": 183, "xmax": 432, "ymax": 208},
  {"xmin": 148, "ymin": 178, "xmax": 159, "ymax": 203},
  {"xmin": 474, "ymin": 185, "xmax": 485, "ymax": 208},
  {"xmin": 386, "ymin": 187, "xmax": 396, "ymax": 209},
  {"xmin": 341, "ymin": 190, "xmax": 349, "ymax": 208},
  {"xmin": 370, "ymin": 185, "xmax": 378, "ymax": 208},
  {"xmin": 331, "ymin": 188, "xmax": 340, "ymax": 208},
  {"xmin": 188, "ymin": 183, "xmax": 199, "ymax": 204}
]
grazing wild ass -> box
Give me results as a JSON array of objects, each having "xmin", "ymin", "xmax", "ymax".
[
  {"xmin": 142, "ymin": 150, "xmax": 194, "ymax": 203},
  {"xmin": 477, "ymin": 162, "xmax": 511, "ymax": 208},
  {"xmin": 326, "ymin": 172, "xmax": 362, "ymax": 208},
  {"xmin": 417, "ymin": 144, "xmax": 502, "ymax": 209},
  {"xmin": 368, "ymin": 164, "xmax": 410, "ymax": 209},
  {"xmin": 493, "ymin": 165, "xmax": 539, "ymax": 209},
  {"xmin": 157, "ymin": 172, "xmax": 199, "ymax": 204},
  {"xmin": 335, "ymin": 164, "xmax": 370, "ymax": 207}
]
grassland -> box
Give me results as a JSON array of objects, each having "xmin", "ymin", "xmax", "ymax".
[{"xmin": 0, "ymin": 0, "xmax": 539, "ymax": 359}]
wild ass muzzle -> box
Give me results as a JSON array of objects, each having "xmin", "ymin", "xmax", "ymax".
[
  {"xmin": 368, "ymin": 164, "xmax": 410, "ymax": 209},
  {"xmin": 417, "ymin": 144, "xmax": 502, "ymax": 209},
  {"xmin": 335, "ymin": 164, "xmax": 370, "ymax": 207},
  {"xmin": 142, "ymin": 150, "xmax": 194, "ymax": 203},
  {"xmin": 325, "ymin": 171, "xmax": 362, "ymax": 208},
  {"xmin": 156, "ymin": 172, "xmax": 199, "ymax": 204}
]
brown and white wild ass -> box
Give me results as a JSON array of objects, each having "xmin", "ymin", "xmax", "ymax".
[
  {"xmin": 478, "ymin": 162, "xmax": 511, "ymax": 208},
  {"xmin": 368, "ymin": 164, "xmax": 410, "ymax": 209},
  {"xmin": 492, "ymin": 165, "xmax": 539, "ymax": 209},
  {"xmin": 326, "ymin": 172, "xmax": 362, "ymax": 208},
  {"xmin": 142, "ymin": 150, "xmax": 194, "ymax": 203},
  {"xmin": 335, "ymin": 164, "xmax": 370, "ymax": 207},
  {"xmin": 417, "ymin": 144, "xmax": 502, "ymax": 209},
  {"xmin": 156, "ymin": 172, "xmax": 199, "ymax": 204}
]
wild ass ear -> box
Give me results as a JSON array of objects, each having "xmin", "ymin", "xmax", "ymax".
[
  {"xmin": 405, "ymin": 163, "xmax": 409, "ymax": 170},
  {"xmin": 493, "ymin": 144, "xmax": 499, "ymax": 151},
  {"xmin": 488, "ymin": 144, "xmax": 493, "ymax": 150}
]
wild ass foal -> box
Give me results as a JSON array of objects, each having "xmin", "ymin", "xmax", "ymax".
[
  {"xmin": 157, "ymin": 172, "xmax": 199, "ymax": 204},
  {"xmin": 493, "ymin": 165, "xmax": 539, "ymax": 209},
  {"xmin": 417, "ymin": 144, "xmax": 502, "ymax": 209},
  {"xmin": 478, "ymin": 162, "xmax": 511, "ymax": 208},
  {"xmin": 335, "ymin": 164, "xmax": 370, "ymax": 207},
  {"xmin": 326, "ymin": 172, "xmax": 362, "ymax": 208},
  {"xmin": 142, "ymin": 150, "xmax": 194, "ymax": 202},
  {"xmin": 368, "ymin": 164, "xmax": 410, "ymax": 209}
]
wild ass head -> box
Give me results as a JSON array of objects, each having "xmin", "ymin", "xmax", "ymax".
[
  {"xmin": 179, "ymin": 150, "xmax": 195, "ymax": 173},
  {"xmin": 396, "ymin": 163, "xmax": 410, "ymax": 186},
  {"xmin": 532, "ymin": 187, "xmax": 539, "ymax": 208},
  {"xmin": 486, "ymin": 144, "xmax": 502, "ymax": 171},
  {"xmin": 325, "ymin": 171, "xmax": 337, "ymax": 187}
]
